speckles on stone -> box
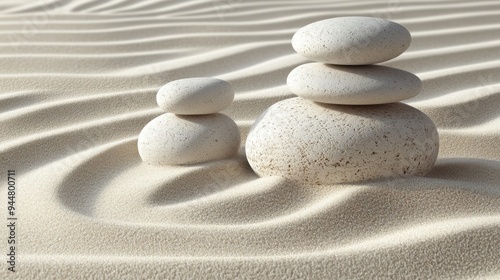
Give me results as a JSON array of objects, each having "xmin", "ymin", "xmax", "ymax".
[
  {"xmin": 245, "ymin": 17, "xmax": 438, "ymax": 184},
  {"xmin": 292, "ymin": 17, "xmax": 411, "ymax": 65},
  {"xmin": 138, "ymin": 77, "xmax": 240, "ymax": 165},
  {"xmin": 287, "ymin": 63, "xmax": 422, "ymax": 105},
  {"xmin": 138, "ymin": 113, "xmax": 240, "ymax": 165},
  {"xmin": 157, "ymin": 77, "xmax": 234, "ymax": 115},
  {"xmin": 245, "ymin": 98, "xmax": 439, "ymax": 184}
]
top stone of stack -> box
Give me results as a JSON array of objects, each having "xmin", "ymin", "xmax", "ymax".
[
  {"xmin": 156, "ymin": 77, "xmax": 234, "ymax": 115},
  {"xmin": 292, "ymin": 17, "xmax": 411, "ymax": 65}
]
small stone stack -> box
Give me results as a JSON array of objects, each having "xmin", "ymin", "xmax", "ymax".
[
  {"xmin": 138, "ymin": 77, "xmax": 240, "ymax": 165},
  {"xmin": 245, "ymin": 17, "xmax": 439, "ymax": 184}
]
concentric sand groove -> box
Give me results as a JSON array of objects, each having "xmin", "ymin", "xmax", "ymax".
[{"xmin": 1, "ymin": 0, "xmax": 499, "ymax": 279}]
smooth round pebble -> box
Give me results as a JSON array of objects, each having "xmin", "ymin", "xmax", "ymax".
[
  {"xmin": 157, "ymin": 77, "xmax": 234, "ymax": 115},
  {"xmin": 138, "ymin": 113, "xmax": 240, "ymax": 165},
  {"xmin": 292, "ymin": 17, "xmax": 411, "ymax": 65},
  {"xmin": 287, "ymin": 63, "xmax": 422, "ymax": 105},
  {"xmin": 246, "ymin": 98, "xmax": 439, "ymax": 184}
]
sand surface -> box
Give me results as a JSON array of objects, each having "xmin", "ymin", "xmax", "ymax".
[{"xmin": 1, "ymin": 0, "xmax": 499, "ymax": 279}]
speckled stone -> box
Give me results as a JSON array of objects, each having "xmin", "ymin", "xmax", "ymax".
[
  {"xmin": 245, "ymin": 98, "xmax": 439, "ymax": 184},
  {"xmin": 157, "ymin": 77, "xmax": 234, "ymax": 115},
  {"xmin": 138, "ymin": 113, "xmax": 240, "ymax": 165},
  {"xmin": 292, "ymin": 17, "xmax": 411, "ymax": 65},
  {"xmin": 287, "ymin": 63, "xmax": 422, "ymax": 105}
]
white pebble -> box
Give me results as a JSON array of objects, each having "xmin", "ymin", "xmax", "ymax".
[
  {"xmin": 292, "ymin": 17, "xmax": 411, "ymax": 65},
  {"xmin": 287, "ymin": 63, "xmax": 422, "ymax": 105},
  {"xmin": 157, "ymin": 77, "xmax": 234, "ymax": 115},
  {"xmin": 245, "ymin": 98, "xmax": 439, "ymax": 184},
  {"xmin": 138, "ymin": 113, "xmax": 240, "ymax": 165}
]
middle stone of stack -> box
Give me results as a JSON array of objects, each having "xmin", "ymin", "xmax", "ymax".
[{"xmin": 245, "ymin": 17, "xmax": 439, "ymax": 185}]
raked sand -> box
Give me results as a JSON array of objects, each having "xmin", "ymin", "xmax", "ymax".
[{"xmin": 1, "ymin": 0, "xmax": 499, "ymax": 279}]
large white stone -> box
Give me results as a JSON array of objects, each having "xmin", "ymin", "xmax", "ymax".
[
  {"xmin": 138, "ymin": 113, "xmax": 240, "ymax": 165},
  {"xmin": 157, "ymin": 77, "xmax": 234, "ymax": 115},
  {"xmin": 287, "ymin": 63, "xmax": 422, "ymax": 105},
  {"xmin": 245, "ymin": 98, "xmax": 439, "ymax": 184},
  {"xmin": 292, "ymin": 17, "xmax": 411, "ymax": 65}
]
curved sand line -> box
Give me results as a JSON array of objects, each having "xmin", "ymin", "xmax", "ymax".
[{"xmin": 1, "ymin": 0, "xmax": 499, "ymax": 279}]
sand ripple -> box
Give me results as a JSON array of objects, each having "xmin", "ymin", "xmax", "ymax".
[{"xmin": 1, "ymin": 0, "xmax": 499, "ymax": 278}]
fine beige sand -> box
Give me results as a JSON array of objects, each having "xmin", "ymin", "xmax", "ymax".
[{"xmin": 1, "ymin": 0, "xmax": 499, "ymax": 279}]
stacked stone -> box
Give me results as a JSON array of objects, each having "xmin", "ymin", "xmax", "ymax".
[
  {"xmin": 246, "ymin": 17, "xmax": 439, "ymax": 185},
  {"xmin": 138, "ymin": 77, "xmax": 240, "ymax": 165}
]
